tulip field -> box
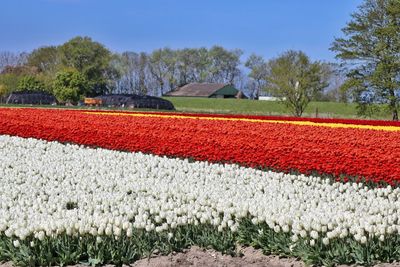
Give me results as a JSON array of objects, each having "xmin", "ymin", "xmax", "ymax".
[{"xmin": 2, "ymin": 108, "xmax": 400, "ymax": 266}]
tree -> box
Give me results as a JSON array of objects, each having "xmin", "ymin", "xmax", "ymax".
[
  {"xmin": 191, "ymin": 47, "xmax": 210, "ymax": 82},
  {"xmin": 208, "ymin": 46, "xmax": 242, "ymax": 84},
  {"xmin": 27, "ymin": 46, "xmax": 61, "ymax": 74},
  {"xmin": 265, "ymin": 50, "xmax": 329, "ymax": 117},
  {"xmin": 148, "ymin": 48, "xmax": 177, "ymax": 95},
  {"xmin": 0, "ymin": 65, "xmax": 40, "ymax": 96},
  {"xmin": 245, "ymin": 54, "xmax": 268, "ymax": 99},
  {"xmin": 317, "ymin": 63, "xmax": 348, "ymax": 102},
  {"xmin": 111, "ymin": 52, "xmax": 137, "ymax": 94},
  {"xmin": 331, "ymin": 0, "xmax": 400, "ymax": 120},
  {"xmin": 112, "ymin": 46, "xmax": 247, "ymax": 96},
  {"xmin": 53, "ymin": 69, "xmax": 90, "ymax": 103},
  {"xmin": 112, "ymin": 51, "xmax": 151, "ymax": 95},
  {"xmin": 17, "ymin": 76, "xmax": 46, "ymax": 92},
  {"xmin": 0, "ymin": 51, "xmax": 28, "ymax": 72},
  {"xmin": 0, "ymin": 84, "xmax": 7, "ymax": 102},
  {"xmin": 59, "ymin": 36, "xmax": 113, "ymax": 95},
  {"xmin": 116, "ymin": 52, "xmax": 148, "ymax": 94},
  {"xmin": 176, "ymin": 48, "xmax": 197, "ymax": 86},
  {"xmin": 0, "ymin": 74, "xmax": 22, "ymax": 95},
  {"xmin": 1, "ymin": 65, "xmax": 39, "ymax": 76},
  {"xmin": 138, "ymin": 52, "xmax": 148, "ymax": 95}
]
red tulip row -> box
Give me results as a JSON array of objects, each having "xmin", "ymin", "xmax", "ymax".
[
  {"xmin": 84, "ymin": 109, "xmax": 400, "ymax": 126},
  {"xmin": 1, "ymin": 108, "xmax": 400, "ymax": 185}
]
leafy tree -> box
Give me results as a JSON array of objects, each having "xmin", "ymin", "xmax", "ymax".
[
  {"xmin": 112, "ymin": 52, "xmax": 140, "ymax": 94},
  {"xmin": 27, "ymin": 46, "xmax": 61, "ymax": 74},
  {"xmin": 113, "ymin": 46, "xmax": 247, "ymax": 96},
  {"xmin": 175, "ymin": 48, "xmax": 210, "ymax": 85},
  {"xmin": 59, "ymin": 36, "xmax": 113, "ymax": 95},
  {"xmin": 0, "ymin": 84, "xmax": 6, "ymax": 95},
  {"xmin": 0, "ymin": 65, "xmax": 41, "ymax": 96},
  {"xmin": 0, "ymin": 84, "xmax": 9, "ymax": 102},
  {"xmin": 111, "ymin": 51, "xmax": 153, "ymax": 95},
  {"xmin": 208, "ymin": 46, "xmax": 242, "ymax": 84},
  {"xmin": 176, "ymin": 48, "xmax": 197, "ymax": 86},
  {"xmin": 265, "ymin": 50, "xmax": 329, "ymax": 117},
  {"xmin": 137, "ymin": 52, "xmax": 148, "ymax": 95},
  {"xmin": 0, "ymin": 74, "xmax": 21, "ymax": 94},
  {"xmin": 53, "ymin": 69, "xmax": 90, "ymax": 103},
  {"xmin": 331, "ymin": 0, "xmax": 400, "ymax": 120},
  {"xmin": 245, "ymin": 54, "xmax": 268, "ymax": 99},
  {"xmin": 17, "ymin": 76, "xmax": 46, "ymax": 92},
  {"xmin": 190, "ymin": 47, "xmax": 210, "ymax": 82},
  {"xmin": 148, "ymin": 48, "xmax": 177, "ymax": 94}
]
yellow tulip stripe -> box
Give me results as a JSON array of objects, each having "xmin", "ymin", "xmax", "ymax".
[{"xmin": 85, "ymin": 111, "xmax": 400, "ymax": 132}]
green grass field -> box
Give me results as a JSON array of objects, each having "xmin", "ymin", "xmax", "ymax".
[
  {"xmin": 0, "ymin": 97, "xmax": 393, "ymax": 120},
  {"xmin": 163, "ymin": 97, "xmax": 392, "ymax": 119}
]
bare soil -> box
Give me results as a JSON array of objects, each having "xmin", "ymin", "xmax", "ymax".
[{"xmin": 131, "ymin": 246, "xmax": 305, "ymax": 267}]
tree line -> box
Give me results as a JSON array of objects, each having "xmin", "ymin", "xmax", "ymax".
[
  {"xmin": 0, "ymin": 0, "xmax": 399, "ymax": 119},
  {"xmin": 0, "ymin": 37, "xmax": 341, "ymax": 112}
]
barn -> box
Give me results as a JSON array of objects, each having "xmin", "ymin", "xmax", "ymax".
[{"xmin": 164, "ymin": 83, "xmax": 246, "ymax": 98}]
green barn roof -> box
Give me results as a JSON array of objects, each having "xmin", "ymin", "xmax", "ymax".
[{"xmin": 211, "ymin": 85, "xmax": 239, "ymax": 97}]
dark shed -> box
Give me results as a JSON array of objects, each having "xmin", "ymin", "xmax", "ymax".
[
  {"xmin": 94, "ymin": 94, "xmax": 175, "ymax": 110},
  {"xmin": 6, "ymin": 91, "xmax": 57, "ymax": 105}
]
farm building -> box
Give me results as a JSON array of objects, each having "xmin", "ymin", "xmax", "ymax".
[
  {"xmin": 6, "ymin": 91, "xmax": 57, "ymax": 105},
  {"xmin": 88, "ymin": 94, "xmax": 175, "ymax": 110},
  {"xmin": 164, "ymin": 83, "xmax": 246, "ymax": 98}
]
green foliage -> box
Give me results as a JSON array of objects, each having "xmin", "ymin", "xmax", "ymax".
[
  {"xmin": 264, "ymin": 50, "xmax": 330, "ymax": 117},
  {"xmin": 2, "ymin": 221, "xmax": 400, "ymax": 266},
  {"xmin": 16, "ymin": 76, "xmax": 46, "ymax": 92},
  {"xmin": 187, "ymin": 47, "xmax": 210, "ymax": 82},
  {"xmin": 27, "ymin": 46, "xmax": 61, "ymax": 74},
  {"xmin": 175, "ymin": 48, "xmax": 208, "ymax": 85},
  {"xmin": 0, "ymin": 73, "xmax": 21, "ymax": 96},
  {"xmin": 245, "ymin": 54, "xmax": 268, "ymax": 98},
  {"xmin": 0, "ymin": 225, "xmax": 236, "ymax": 266},
  {"xmin": 113, "ymin": 51, "xmax": 149, "ymax": 95},
  {"xmin": 59, "ymin": 36, "xmax": 114, "ymax": 95},
  {"xmin": 239, "ymin": 219, "xmax": 400, "ymax": 266},
  {"xmin": 331, "ymin": 0, "xmax": 400, "ymax": 120},
  {"xmin": 0, "ymin": 84, "xmax": 8, "ymax": 103},
  {"xmin": 149, "ymin": 48, "xmax": 178, "ymax": 92},
  {"xmin": 25, "ymin": 38, "xmax": 121, "ymax": 97},
  {"xmin": 208, "ymin": 46, "xmax": 243, "ymax": 84},
  {"xmin": 23, "ymin": 36, "xmax": 118, "ymax": 97},
  {"xmin": 0, "ymin": 66, "xmax": 46, "ymax": 98},
  {"xmin": 53, "ymin": 69, "xmax": 90, "ymax": 103}
]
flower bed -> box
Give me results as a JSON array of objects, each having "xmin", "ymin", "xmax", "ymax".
[
  {"xmin": 84, "ymin": 109, "xmax": 400, "ymax": 127},
  {"xmin": 1, "ymin": 108, "xmax": 400, "ymax": 184},
  {"xmin": 1, "ymin": 108, "xmax": 400, "ymax": 266},
  {"xmin": 1, "ymin": 135, "xmax": 400, "ymax": 266}
]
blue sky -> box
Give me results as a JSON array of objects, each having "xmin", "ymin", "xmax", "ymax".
[{"xmin": 1, "ymin": 0, "xmax": 362, "ymax": 61}]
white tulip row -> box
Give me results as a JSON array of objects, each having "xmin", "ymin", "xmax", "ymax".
[{"xmin": 0, "ymin": 134, "xmax": 399, "ymax": 246}]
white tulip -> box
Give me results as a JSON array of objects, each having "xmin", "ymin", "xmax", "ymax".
[
  {"xmin": 13, "ymin": 240, "xmax": 20, "ymax": 247},
  {"xmin": 0, "ymin": 135, "xmax": 399, "ymax": 246}
]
